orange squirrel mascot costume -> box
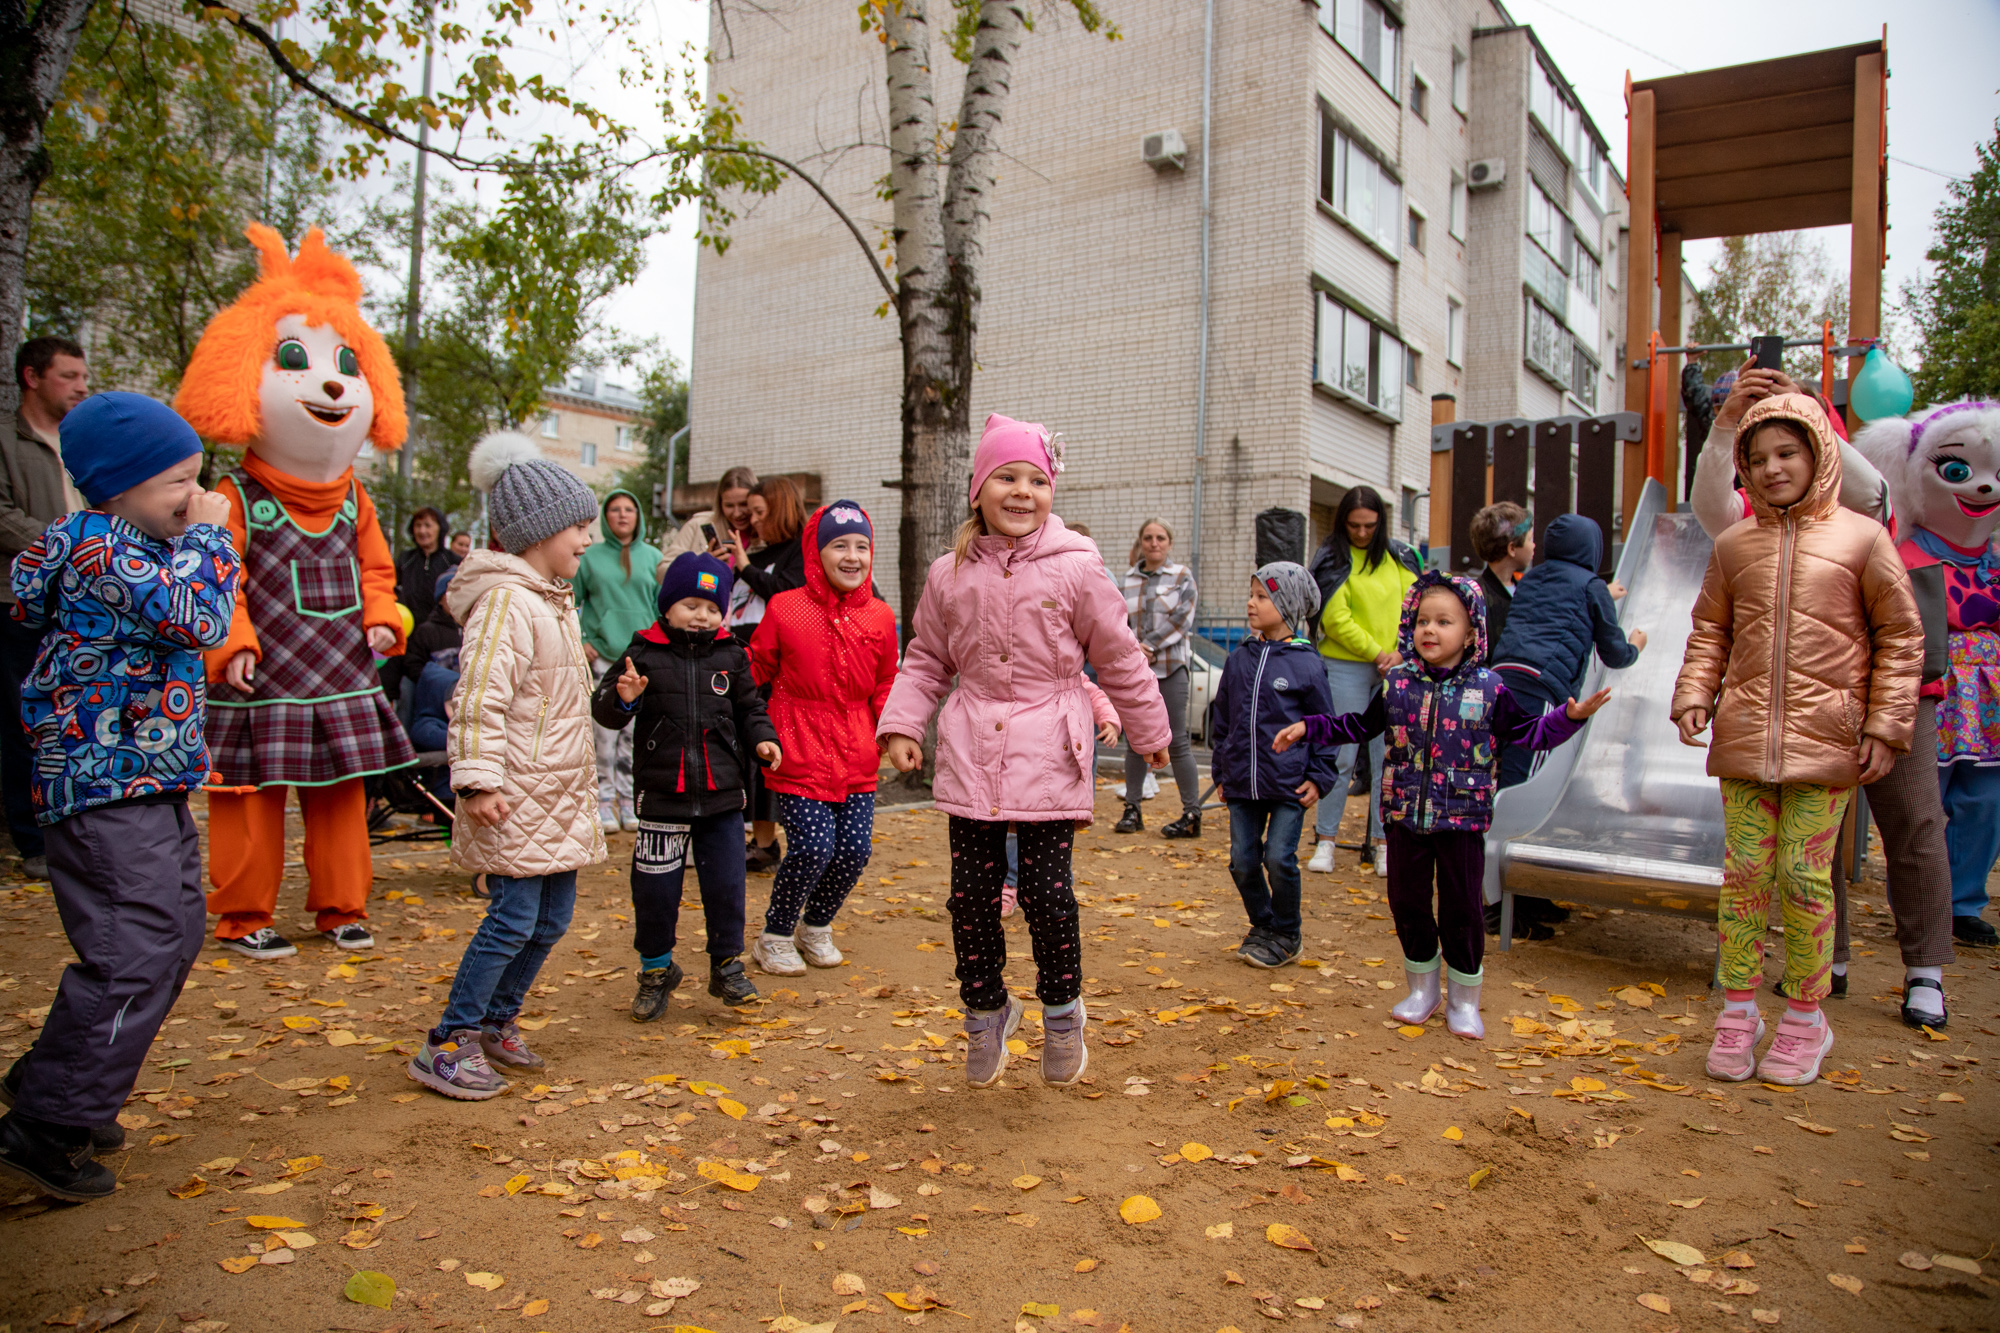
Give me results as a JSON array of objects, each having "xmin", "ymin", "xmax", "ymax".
[{"xmin": 173, "ymin": 226, "xmax": 417, "ymax": 959}]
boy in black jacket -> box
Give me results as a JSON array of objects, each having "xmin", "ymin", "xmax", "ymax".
[{"xmin": 592, "ymin": 553, "xmax": 780, "ymax": 1016}]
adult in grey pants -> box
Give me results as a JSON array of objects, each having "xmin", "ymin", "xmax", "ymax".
[{"xmin": 1116, "ymin": 520, "xmax": 1201, "ymax": 837}]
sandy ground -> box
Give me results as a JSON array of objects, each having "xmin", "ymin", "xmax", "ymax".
[{"xmin": 0, "ymin": 787, "xmax": 1995, "ymax": 1333}]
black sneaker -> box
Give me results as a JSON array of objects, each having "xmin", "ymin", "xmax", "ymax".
[
  {"xmin": 708, "ymin": 957, "xmax": 761, "ymax": 1006},
  {"xmin": 321, "ymin": 922, "xmax": 374, "ymax": 950},
  {"xmin": 0, "ymin": 1061, "xmax": 123, "ymax": 1156},
  {"xmin": 1240, "ymin": 929, "xmax": 1299, "ymax": 969},
  {"xmin": 1113, "ymin": 804, "xmax": 1144, "ymax": 834},
  {"xmin": 1952, "ymin": 915, "xmax": 1998, "ymax": 947},
  {"xmin": 218, "ymin": 927, "xmax": 297, "ymax": 960},
  {"xmin": 631, "ymin": 962, "xmax": 684, "ymax": 1022},
  {"xmin": 744, "ymin": 841, "xmax": 782, "ymax": 875},
  {"xmin": 1160, "ymin": 810, "xmax": 1201, "ymax": 840},
  {"xmin": 0, "ymin": 1112, "xmax": 116, "ymax": 1202}
]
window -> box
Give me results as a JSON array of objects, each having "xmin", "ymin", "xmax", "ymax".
[
  {"xmin": 1318, "ymin": 0, "xmax": 1401, "ymax": 96},
  {"xmin": 1446, "ymin": 299, "xmax": 1465, "ymax": 367},
  {"xmin": 1570, "ymin": 343, "xmax": 1600, "ymax": 411},
  {"xmin": 1528, "ymin": 59, "xmax": 1583, "ymax": 167},
  {"xmin": 1581, "ymin": 139, "xmax": 1607, "ymax": 201},
  {"xmin": 1523, "ymin": 295, "xmax": 1599, "ymax": 409},
  {"xmin": 540, "ymin": 412, "xmax": 559, "ymax": 439},
  {"xmin": 1526, "ymin": 180, "xmax": 1572, "ymax": 273},
  {"xmin": 1316, "ymin": 290, "xmax": 1403, "ymax": 421},
  {"xmin": 1450, "ymin": 47, "xmax": 1468, "ymax": 113},
  {"xmin": 1404, "ymin": 347, "xmax": 1421, "ymax": 390},
  {"xmin": 1318, "ymin": 110, "xmax": 1402, "ymax": 253},
  {"xmin": 1410, "ymin": 70, "xmax": 1430, "ymax": 122},
  {"xmin": 579, "ymin": 441, "xmax": 597, "ymax": 468},
  {"xmin": 1573, "ymin": 244, "xmax": 1601, "ymax": 310},
  {"xmin": 615, "ymin": 424, "xmax": 634, "ymax": 452},
  {"xmin": 1407, "ymin": 206, "xmax": 1425, "ymax": 254},
  {"xmin": 1448, "ymin": 173, "xmax": 1467, "ymax": 240}
]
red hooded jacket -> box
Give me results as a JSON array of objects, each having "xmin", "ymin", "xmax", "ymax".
[{"xmin": 749, "ymin": 504, "xmax": 900, "ymax": 802}]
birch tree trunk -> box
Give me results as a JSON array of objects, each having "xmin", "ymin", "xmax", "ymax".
[{"xmin": 0, "ymin": 0, "xmax": 96, "ymax": 416}]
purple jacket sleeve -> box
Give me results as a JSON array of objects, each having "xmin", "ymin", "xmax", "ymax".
[
  {"xmin": 1302, "ymin": 693, "xmax": 1386, "ymax": 748},
  {"xmin": 1493, "ymin": 683, "xmax": 1584, "ymax": 752}
]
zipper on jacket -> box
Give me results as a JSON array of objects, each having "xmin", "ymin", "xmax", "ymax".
[
  {"xmin": 530, "ymin": 696, "xmax": 550, "ymax": 763},
  {"xmin": 1766, "ymin": 514, "xmax": 1796, "ymax": 780},
  {"xmin": 1414, "ymin": 678, "xmax": 1439, "ymax": 832},
  {"xmin": 1248, "ymin": 641, "xmax": 1270, "ymax": 799},
  {"xmin": 686, "ymin": 653, "xmax": 702, "ymax": 793}
]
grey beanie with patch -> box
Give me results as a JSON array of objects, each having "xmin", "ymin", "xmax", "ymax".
[
  {"xmin": 1254, "ymin": 560, "xmax": 1322, "ymax": 641},
  {"xmin": 467, "ymin": 431, "xmax": 600, "ymax": 555}
]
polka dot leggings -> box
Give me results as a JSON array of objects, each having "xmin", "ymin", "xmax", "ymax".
[
  {"xmin": 765, "ymin": 792, "xmax": 875, "ymax": 936},
  {"xmin": 948, "ymin": 816, "xmax": 1081, "ymax": 1011}
]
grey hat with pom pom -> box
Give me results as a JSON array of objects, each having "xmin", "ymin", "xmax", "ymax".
[{"xmin": 468, "ymin": 430, "xmax": 599, "ymax": 555}]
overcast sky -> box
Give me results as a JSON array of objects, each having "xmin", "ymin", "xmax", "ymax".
[{"xmin": 407, "ymin": 1, "xmax": 1998, "ymax": 379}]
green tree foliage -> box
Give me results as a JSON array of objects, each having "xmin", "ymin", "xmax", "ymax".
[
  {"xmin": 611, "ymin": 358, "xmax": 690, "ymax": 520},
  {"xmin": 1688, "ymin": 232, "xmax": 1851, "ymax": 383},
  {"xmin": 1903, "ymin": 121, "xmax": 2000, "ymax": 405}
]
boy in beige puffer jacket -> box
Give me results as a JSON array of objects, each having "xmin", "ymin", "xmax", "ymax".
[{"xmin": 408, "ymin": 432, "xmax": 608, "ymax": 1100}]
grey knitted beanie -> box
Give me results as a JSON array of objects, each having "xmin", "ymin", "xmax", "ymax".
[
  {"xmin": 1253, "ymin": 560, "xmax": 1322, "ymax": 642},
  {"xmin": 467, "ymin": 431, "xmax": 599, "ymax": 555}
]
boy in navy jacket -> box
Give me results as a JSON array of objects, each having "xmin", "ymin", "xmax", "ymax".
[{"xmin": 1209, "ymin": 562, "xmax": 1339, "ymax": 967}]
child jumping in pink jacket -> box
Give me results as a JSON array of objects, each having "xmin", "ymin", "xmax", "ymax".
[{"xmin": 880, "ymin": 414, "xmax": 1171, "ymax": 1089}]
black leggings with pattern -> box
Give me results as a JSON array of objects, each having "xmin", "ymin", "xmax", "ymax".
[{"xmin": 947, "ymin": 816, "xmax": 1082, "ymax": 1011}]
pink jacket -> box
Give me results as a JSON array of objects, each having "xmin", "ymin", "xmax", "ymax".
[{"xmin": 877, "ymin": 516, "xmax": 1171, "ymax": 821}]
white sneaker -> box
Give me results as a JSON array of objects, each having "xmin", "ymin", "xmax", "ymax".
[
  {"xmin": 616, "ymin": 800, "xmax": 639, "ymax": 832},
  {"xmin": 1141, "ymin": 771, "xmax": 1159, "ymax": 800},
  {"xmin": 598, "ymin": 801, "xmax": 619, "ymax": 833},
  {"xmin": 1375, "ymin": 853, "xmax": 1389, "ymax": 878},
  {"xmin": 1305, "ymin": 840, "xmax": 1336, "ymax": 874},
  {"xmin": 751, "ymin": 932, "xmax": 806, "ymax": 976},
  {"xmin": 795, "ymin": 923, "xmax": 843, "ymax": 968}
]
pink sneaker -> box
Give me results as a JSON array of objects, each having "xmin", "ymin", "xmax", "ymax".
[
  {"xmin": 1000, "ymin": 882, "xmax": 1018, "ymax": 918},
  {"xmin": 1757, "ymin": 1010, "xmax": 1834, "ymax": 1086},
  {"xmin": 1705, "ymin": 1010, "xmax": 1766, "ymax": 1081}
]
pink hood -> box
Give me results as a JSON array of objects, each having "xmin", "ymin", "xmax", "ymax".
[{"xmin": 877, "ymin": 515, "xmax": 1169, "ymax": 821}]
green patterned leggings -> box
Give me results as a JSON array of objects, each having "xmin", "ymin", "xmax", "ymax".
[{"xmin": 1718, "ymin": 779, "xmax": 1852, "ymax": 1004}]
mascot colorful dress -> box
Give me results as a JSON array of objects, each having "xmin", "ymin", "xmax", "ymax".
[
  {"xmin": 173, "ymin": 226, "xmax": 416, "ymax": 958},
  {"xmin": 1855, "ymin": 400, "xmax": 2000, "ymax": 947}
]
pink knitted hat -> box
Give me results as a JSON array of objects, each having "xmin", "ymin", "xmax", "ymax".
[{"xmin": 968, "ymin": 412, "xmax": 1066, "ymax": 506}]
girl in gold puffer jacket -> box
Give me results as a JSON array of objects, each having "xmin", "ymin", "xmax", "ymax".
[{"xmin": 1673, "ymin": 393, "xmax": 1924, "ymax": 1087}]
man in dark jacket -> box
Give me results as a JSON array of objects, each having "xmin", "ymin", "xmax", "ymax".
[
  {"xmin": 394, "ymin": 506, "xmax": 458, "ymax": 626},
  {"xmin": 0, "ymin": 337, "xmax": 89, "ymax": 879}
]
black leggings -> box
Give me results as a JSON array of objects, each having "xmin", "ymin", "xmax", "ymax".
[{"xmin": 947, "ymin": 816, "xmax": 1082, "ymax": 1010}]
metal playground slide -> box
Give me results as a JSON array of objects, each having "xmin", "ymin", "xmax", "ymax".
[{"xmin": 1483, "ymin": 479, "xmax": 1727, "ymax": 948}]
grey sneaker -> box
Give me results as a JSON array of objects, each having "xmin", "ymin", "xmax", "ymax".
[
  {"xmin": 406, "ymin": 1029, "xmax": 508, "ymax": 1100},
  {"xmin": 20, "ymin": 855, "xmax": 48, "ymax": 881},
  {"xmin": 964, "ymin": 995, "xmax": 1024, "ymax": 1089},
  {"xmin": 1041, "ymin": 1001, "xmax": 1089, "ymax": 1087},
  {"xmin": 479, "ymin": 1018, "xmax": 544, "ymax": 1071}
]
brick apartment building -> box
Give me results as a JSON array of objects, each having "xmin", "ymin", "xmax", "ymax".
[{"xmin": 688, "ymin": 0, "xmax": 1631, "ymax": 619}]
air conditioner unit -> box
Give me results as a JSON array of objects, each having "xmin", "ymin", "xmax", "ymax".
[
  {"xmin": 1141, "ymin": 129, "xmax": 1188, "ymax": 172},
  {"xmin": 1467, "ymin": 157, "xmax": 1506, "ymax": 189}
]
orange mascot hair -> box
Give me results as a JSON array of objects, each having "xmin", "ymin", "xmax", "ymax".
[{"xmin": 174, "ymin": 224, "xmax": 407, "ymax": 452}]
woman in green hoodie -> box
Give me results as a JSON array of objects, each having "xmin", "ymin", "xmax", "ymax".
[{"xmin": 575, "ymin": 489, "xmax": 663, "ymax": 832}]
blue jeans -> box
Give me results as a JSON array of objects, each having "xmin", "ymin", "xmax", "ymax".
[
  {"xmin": 1939, "ymin": 761, "xmax": 2000, "ymax": 918},
  {"xmin": 633, "ymin": 810, "xmax": 747, "ymax": 960},
  {"xmin": 436, "ymin": 871, "xmax": 577, "ymax": 1033},
  {"xmin": 1317, "ymin": 657, "xmax": 1384, "ymax": 844},
  {"xmin": 1228, "ymin": 798, "xmax": 1306, "ymax": 938},
  {"xmin": 768, "ymin": 792, "xmax": 874, "ymax": 934}
]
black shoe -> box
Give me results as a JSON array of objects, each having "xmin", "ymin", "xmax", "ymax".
[
  {"xmin": 1160, "ymin": 810, "xmax": 1201, "ymax": 840},
  {"xmin": 744, "ymin": 840, "xmax": 782, "ymax": 875},
  {"xmin": 365, "ymin": 797, "xmax": 396, "ymax": 832},
  {"xmin": 218, "ymin": 927, "xmax": 297, "ymax": 960},
  {"xmin": 708, "ymin": 957, "xmax": 761, "ymax": 1006},
  {"xmin": 0, "ymin": 1112, "xmax": 116, "ymax": 1201},
  {"xmin": 1901, "ymin": 976, "xmax": 1949, "ymax": 1030},
  {"xmin": 1481, "ymin": 900, "xmax": 1548, "ymax": 940},
  {"xmin": 1515, "ymin": 895, "xmax": 1569, "ymax": 925},
  {"xmin": 631, "ymin": 962, "xmax": 684, "ymax": 1022},
  {"xmin": 1952, "ymin": 914, "xmax": 1998, "ymax": 947},
  {"xmin": 320, "ymin": 922, "xmax": 374, "ymax": 950},
  {"xmin": 1239, "ymin": 928, "xmax": 1299, "ymax": 969},
  {"xmin": 0, "ymin": 1062, "xmax": 123, "ymax": 1156},
  {"xmin": 1113, "ymin": 804, "xmax": 1144, "ymax": 835},
  {"xmin": 1771, "ymin": 970, "xmax": 1848, "ymax": 1000}
]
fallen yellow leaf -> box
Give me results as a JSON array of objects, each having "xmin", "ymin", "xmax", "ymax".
[
  {"xmin": 1637, "ymin": 1293, "xmax": 1671, "ymax": 1314},
  {"xmin": 1441, "ymin": 1126, "xmax": 1463, "ymax": 1141},
  {"xmin": 715, "ymin": 1097, "xmax": 747, "ymax": 1120},
  {"xmin": 465, "ymin": 1271, "xmax": 504, "ymax": 1291},
  {"xmin": 1022, "ymin": 1302, "xmax": 1059, "ymax": 1319},
  {"xmin": 1118, "ymin": 1195, "xmax": 1161, "ymax": 1225},
  {"xmin": 1641, "ymin": 1238, "xmax": 1706, "ymax": 1266},
  {"xmin": 1073, "ymin": 1259, "xmax": 1098, "ymax": 1273},
  {"xmin": 503, "ymin": 1174, "xmax": 531, "ymax": 1195},
  {"xmin": 245, "ymin": 1216, "xmax": 304, "ymax": 1229},
  {"xmin": 1827, "ymin": 1273, "xmax": 1863, "ymax": 1296},
  {"xmin": 696, "ymin": 1160, "xmax": 761, "ymax": 1191},
  {"xmin": 1467, "ymin": 1166, "xmax": 1493, "ymax": 1191},
  {"xmin": 1266, "ymin": 1222, "xmax": 1315, "ymax": 1252},
  {"xmin": 521, "ymin": 1298, "xmax": 549, "ymax": 1317},
  {"xmin": 1180, "ymin": 1141, "xmax": 1213, "ymax": 1162},
  {"xmin": 218, "ymin": 1255, "xmax": 260, "ymax": 1274},
  {"xmin": 1012, "ymin": 1174, "xmax": 1043, "ymax": 1191}
]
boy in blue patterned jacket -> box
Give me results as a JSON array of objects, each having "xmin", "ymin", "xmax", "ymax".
[
  {"xmin": 1274, "ymin": 572, "xmax": 1607, "ymax": 1040},
  {"xmin": 0, "ymin": 393, "xmax": 239, "ymax": 1203}
]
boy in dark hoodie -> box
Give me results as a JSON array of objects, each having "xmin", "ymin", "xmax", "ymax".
[
  {"xmin": 1276, "ymin": 574, "xmax": 1609, "ymax": 1038},
  {"xmin": 592, "ymin": 552, "xmax": 781, "ymax": 1017},
  {"xmin": 1208, "ymin": 562, "xmax": 1340, "ymax": 968},
  {"xmin": 402, "ymin": 568, "xmax": 463, "ymax": 753}
]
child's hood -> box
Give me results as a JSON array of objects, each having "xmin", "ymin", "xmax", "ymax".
[
  {"xmin": 1541, "ymin": 514, "xmax": 1603, "ymax": 572},
  {"xmin": 1394, "ymin": 570, "xmax": 1488, "ymax": 677},
  {"xmin": 1736, "ymin": 391, "xmax": 1844, "ymax": 523},
  {"xmin": 444, "ymin": 549, "xmax": 572, "ymax": 621},
  {"xmin": 800, "ymin": 501, "xmax": 880, "ymax": 611}
]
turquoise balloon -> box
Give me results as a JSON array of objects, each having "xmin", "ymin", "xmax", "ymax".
[{"xmin": 1851, "ymin": 346, "xmax": 1914, "ymax": 421}]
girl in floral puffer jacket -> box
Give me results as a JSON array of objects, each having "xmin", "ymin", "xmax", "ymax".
[{"xmin": 1275, "ymin": 573, "xmax": 1606, "ymax": 1040}]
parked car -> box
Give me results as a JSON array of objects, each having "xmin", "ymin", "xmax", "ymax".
[{"xmin": 1186, "ymin": 634, "xmax": 1225, "ymax": 743}]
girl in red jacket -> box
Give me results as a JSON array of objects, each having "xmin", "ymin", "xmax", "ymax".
[{"xmin": 748, "ymin": 502, "xmax": 900, "ymax": 974}]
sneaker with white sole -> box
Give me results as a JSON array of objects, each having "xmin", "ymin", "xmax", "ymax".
[
  {"xmin": 616, "ymin": 799, "xmax": 639, "ymax": 832},
  {"xmin": 1375, "ymin": 856, "xmax": 1389, "ymax": 878},
  {"xmin": 1041, "ymin": 1001, "xmax": 1088, "ymax": 1087},
  {"xmin": 795, "ymin": 923, "xmax": 843, "ymax": 968},
  {"xmin": 1705, "ymin": 1009, "xmax": 1766, "ymax": 1082},
  {"xmin": 964, "ymin": 995, "xmax": 1024, "ymax": 1088},
  {"xmin": 598, "ymin": 801, "xmax": 619, "ymax": 833},
  {"xmin": 406, "ymin": 1029, "xmax": 508, "ymax": 1100},
  {"xmin": 218, "ymin": 927, "xmax": 297, "ymax": 960},
  {"xmin": 321, "ymin": 922, "xmax": 374, "ymax": 950},
  {"xmin": 751, "ymin": 932, "xmax": 806, "ymax": 976},
  {"xmin": 1757, "ymin": 1010, "xmax": 1833, "ymax": 1086},
  {"xmin": 1305, "ymin": 841, "xmax": 1336, "ymax": 874}
]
